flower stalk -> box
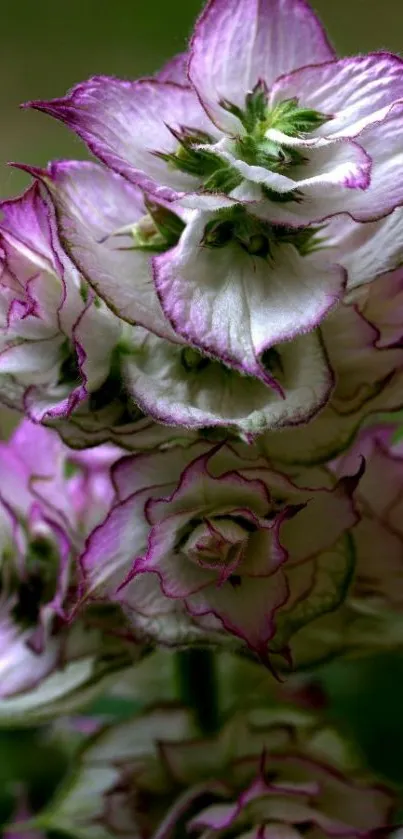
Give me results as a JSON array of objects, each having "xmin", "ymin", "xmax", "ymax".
[{"xmin": 175, "ymin": 648, "xmax": 220, "ymax": 735}]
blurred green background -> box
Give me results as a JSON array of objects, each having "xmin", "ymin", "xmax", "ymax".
[{"xmin": 1, "ymin": 0, "xmax": 403, "ymax": 197}]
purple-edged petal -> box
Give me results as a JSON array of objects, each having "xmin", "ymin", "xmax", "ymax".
[
  {"xmin": 326, "ymin": 208, "xmax": 403, "ymax": 290},
  {"xmin": 189, "ymin": 0, "xmax": 334, "ymax": 133},
  {"xmin": 0, "ymin": 182, "xmax": 62, "ymax": 275},
  {"xmin": 28, "ymin": 78, "xmax": 216, "ymax": 200},
  {"xmin": 73, "ymin": 297, "xmax": 121, "ymax": 392},
  {"xmin": 358, "ymin": 267, "xmax": 403, "ymax": 348},
  {"xmin": 153, "ymin": 210, "xmax": 345, "ymax": 380},
  {"xmin": 35, "ymin": 160, "xmax": 180, "ymax": 341},
  {"xmin": 80, "ymin": 489, "xmax": 151, "ymax": 597},
  {"xmin": 123, "ymin": 327, "xmax": 334, "ymax": 434},
  {"xmin": 187, "ymin": 571, "xmax": 289, "ymax": 658},
  {"xmin": 261, "ymin": 293, "xmax": 403, "ymax": 465},
  {"xmin": 208, "ymin": 135, "xmax": 371, "ymax": 195},
  {"xmin": 270, "ymin": 53, "xmax": 403, "ymax": 141},
  {"xmin": 256, "ymin": 105, "xmax": 403, "ymax": 226}
]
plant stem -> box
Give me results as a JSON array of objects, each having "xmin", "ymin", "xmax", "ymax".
[{"xmin": 175, "ymin": 648, "xmax": 219, "ymax": 735}]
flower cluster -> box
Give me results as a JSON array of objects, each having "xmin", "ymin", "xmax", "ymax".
[
  {"xmin": 0, "ymin": 419, "xmax": 146, "ymax": 721},
  {"xmin": 32, "ymin": 704, "xmax": 397, "ymax": 839},
  {"xmin": 1, "ymin": 0, "xmax": 403, "ymax": 835}
]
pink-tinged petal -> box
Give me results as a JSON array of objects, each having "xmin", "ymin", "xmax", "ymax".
[
  {"xmin": 0, "ymin": 182, "xmax": 61, "ymax": 275},
  {"xmin": 27, "ymin": 78, "xmax": 216, "ymax": 200},
  {"xmin": 32, "ymin": 161, "xmax": 180, "ymax": 342},
  {"xmin": 73, "ymin": 299, "xmax": 120, "ymax": 392},
  {"xmin": 153, "ymin": 211, "xmax": 345, "ymax": 381},
  {"xmin": 322, "ymin": 301, "xmax": 403, "ymax": 416},
  {"xmin": 189, "ymin": 0, "xmax": 334, "ymax": 133},
  {"xmin": 155, "ymin": 52, "xmax": 189, "ymax": 84},
  {"xmin": 325, "ymin": 208, "xmax": 403, "ymax": 290},
  {"xmin": 23, "ymin": 381, "xmax": 88, "ymax": 423},
  {"xmin": 186, "ymin": 569, "xmax": 289, "ymax": 658},
  {"xmin": 0, "ymin": 616, "xmax": 59, "ymax": 698},
  {"xmin": 3, "ymin": 273, "xmax": 63, "ymax": 341},
  {"xmin": 358, "ymin": 267, "xmax": 403, "ymax": 348},
  {"xmin": 146, "ymin": 446, "xmax": 272, "ymax": 523},
  {"xmin": 260, "ymin": 368, "xmax": 403, "ymax": 467},
  {"xmin": 134, "ymin": 519, "xmax": 217, "ymax": 598},
  {"xmin": 0, "ymin": 336, "xmax": 64, "ymax": 377},
  {"xmin": 49, "ymin": 397, "xmax": 196, "ymax": 452},
  {"xmin": 123, "ymin": 327, "xmax": 334, "ymax": 434},
  {"xmin": 80, "ymin": 488, "xmax": 155, "ymax": 597},
  {"xmin": 333, "ymin": 427, "xmax": 403, "ymax": 571},
  {"xmin": 112, "ymin": 443, "xmax": 207, "ymax": 502},
  {"xmin": 270, "ymin": 53, "xmax": 403, "ymax": 141},
  {"xmin": 260, "ymin": 298, "xmax": 403, "ymax": 465},
  {"xmin": 0, "ymin": 447, "xmax": 32, "ymax": 514},
  {"xmin": 280, "ymin": 477, "xmax": 359, "ymax": 563},
  {"xmin": 211, "ymin": 136, "xmax": 371, "ymax": 195},
  {"xmin": 9, "ymin": 417, "xmax": 65, "ymax": 482},
  {"xmin": 259, "ymin": 104, "xmax": 403, "ymax": 226}
]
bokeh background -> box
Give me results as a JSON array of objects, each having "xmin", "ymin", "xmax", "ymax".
[{"xmin": 1, "ymin": 1, "xmax": 403, "ymax": 831}]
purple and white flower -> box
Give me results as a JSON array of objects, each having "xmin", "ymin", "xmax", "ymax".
[
  {"xmin": 34, "ymin": 704, "xmax": 396, "ymax": 839},
  {"xmin": 261, "ymin": 264, "xmax": 403, "ymax": 465},
  {"xmin": 0, "ymin": 179, "xmax": 194, "ymax": 451},
  {"xmin": 28, "ymin": 0, "xmax": 403, "ymax": 227},
  {"xmin": 0, "ymin": 182, "xmax": 119, "ymax": 420},
  {"xmin": 34, "ymin": 160, "xmax": 337, "ymax": 434},
  {"xmin": 80, "ymin": 440, "xmax": 360, "ymax": 664},
  {"xmin": 0, "ymin": 419, "xmax": 144, "ymax": 716}
]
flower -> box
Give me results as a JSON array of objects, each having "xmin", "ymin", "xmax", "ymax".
[
  {"xmin": 0, "ymin": 180, "xmax": 194, "ymax": 451},
  {"xmin": 34, "ymin": 705, "xmax": 396, "ymax": 839},
  {"xmin": 30, "ymin": 159, "xmax": 339, "ymax": 436},
  {"xmin": 25, "ymin": 0, "xmax": 403, "ymax": 387},
  {"xmin": 32, "ymin": 158, "xmax": 403, "ymax": 447},
  {"xmin": 268, "ymin": 421, "xmax": 403, "ymax": 670},
  {"xmin": 80, "ymin": 439, "xmax": 360, "ymax": 665},
  {"xmin": 0, "ymin": 419, "xmax": 144, "ymax": 718},
  {"xmin": 28, "ymin": 0, "xmax": 403, "ymax": 226},
  {"xmin": 260, "ymin": 264, "xmax": 403, "ymax": 465},
  {"xmin": 0, "ymin": 182, "xmax": 118, "ymax": 422}
]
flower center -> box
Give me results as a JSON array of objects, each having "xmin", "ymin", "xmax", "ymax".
[
  {"xmin": 202, "ymin": 206, "xmax": 323, "ymax": 258},
  {"xmin": 6, "ymin": 535, "xmax": 60, "ymax": 628},
  {"xmin": 156, "ymin": 83, "xmax": 330, "ymax": 197},
  {"xmin": 182, "ymin": 517, "xmax": 249, "ymax": 584},
  {"xmin": 225, "ymin": 81, "xmax": 330, "ymax": 179}
]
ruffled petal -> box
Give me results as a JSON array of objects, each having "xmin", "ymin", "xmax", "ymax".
[
  {"xmin": 261, "ymin": 292, "xmax": 403, "ymax": 465},
  {"xmin": 35, "ymin": 160, "xmax": 181, "ymax": 341},
  {"xmin": 0, "ymin": 182, "xmax": 62, "ymax": 275},
  {"xmin": 186, "ymin": 571, "xmax": 289, "ymax": 657},
  {"xmin": 123, "ymin": 327, "xmax": 334, "ymax": 434},
  {"xmin": 153, "ymin": 210, "xmax": 345, "ymax": 380}
]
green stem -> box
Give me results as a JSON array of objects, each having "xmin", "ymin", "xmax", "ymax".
[{"xmin": 175, "ymin": 648, "xmax": 219, "ymax": 735}]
